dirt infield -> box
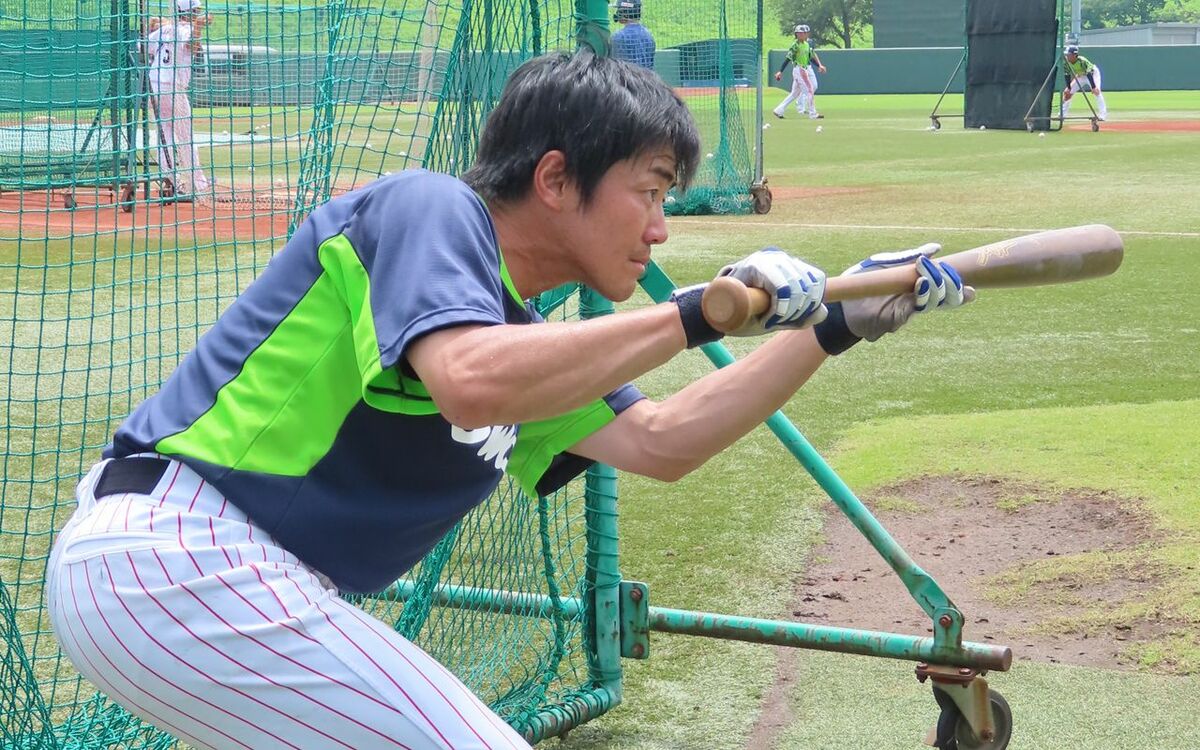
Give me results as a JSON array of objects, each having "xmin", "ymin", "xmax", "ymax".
[
  {"xmin": 1074, "ymin": 119, "xmax": 1200, "ymax": 133},
  {"xmin": 746, "ymin": 474, "xmax": 1169, "ymax": 750},
  {"xmin": 0, "ymin": 184, "xmax": 371, "ymax": 241}
]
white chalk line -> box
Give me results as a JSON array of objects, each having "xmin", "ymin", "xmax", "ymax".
[{"xmin": 668, "ymin": 219, "xmax": 1200, "ymax": 239}]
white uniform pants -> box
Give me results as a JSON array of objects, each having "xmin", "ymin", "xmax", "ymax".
[
  {"xmin": 798, "ymin": 65, "xmax": 818, "ymax": 113},
  {"xmin": 149, "ymin": 84, "xmax": 211, "ymax": 195},
  {"xmin": 1063, "ymin": 67, "xmax": 1107, "ymax": 119},
  {"xmin": 774, "ymin": 65, "xmax": 818, "ymax": 118},
  {"xmin": 47, "ymin": 457, "xmax": 531, "ymax": 750}
]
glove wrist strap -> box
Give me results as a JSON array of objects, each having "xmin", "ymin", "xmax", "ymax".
[
  {"xmin": 813, "ymin": 301, "xmax": 861, "ymax": 355},
  {"xmin": 670, "ymin": 285, "xmax": 725, "ymax": 349}
]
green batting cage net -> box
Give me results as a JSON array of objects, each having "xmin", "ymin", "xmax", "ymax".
[{"xmin": 0, "ymin": 0, "xmax": 763, "ymax": 747}]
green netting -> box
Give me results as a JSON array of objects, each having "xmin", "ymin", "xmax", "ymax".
[
  {"xmin": 649, "ymin": 0, "xmax": 763, "ymax": 215},
  {"xmin": 1, "ymin": 0, "xmax": 763, "ymax": 746}
]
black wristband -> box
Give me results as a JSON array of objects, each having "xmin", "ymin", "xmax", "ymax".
[
  {"xmin": 670, "ymin": 285, "xmax": 724, "ymax": 349},
  {"xmin": 813, "ymin": 301, "xmax": 861, "ymax": 356}
]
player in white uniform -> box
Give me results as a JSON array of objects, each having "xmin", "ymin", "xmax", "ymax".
[
  {"xmin": 145, "ymin": 0, "xmax": 211, "ymax": 200},
  {"xmin": 47, "ymin": 51, "xmax": 969, "ymax": 750}
]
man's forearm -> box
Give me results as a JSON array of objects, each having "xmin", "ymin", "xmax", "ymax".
[
  {"xmin": 423, "ymin": 304, "xmax": 688, "ymax": 426},
  {"xmin": 630, "ymin": 327, "xmax": 828, "ymax": 469}
]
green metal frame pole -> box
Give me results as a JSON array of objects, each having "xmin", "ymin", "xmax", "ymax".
[
  {"xmin": 754, "ymin": 0, "xmax": 764, "ymax": 183},
  {"xmin": 579, "ymin": 286, "xmax": 624, "ymax": 706},
  {"xmin": 647, "ymin": 607, "xmax": 1010, "ymax": 671},
  {"xmin": 638, "ymin": 261, "xmax": 967, "ymax": 652}
]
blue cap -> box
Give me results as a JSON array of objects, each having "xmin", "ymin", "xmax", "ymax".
[{"xmin": 1065, "ymin": 45, "xmax": 1079, "ymax": 55}]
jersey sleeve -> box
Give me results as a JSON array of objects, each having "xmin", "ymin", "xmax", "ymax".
[
  {"xmin": 506, "ymin": 383, "xmax": 646, "ymax": 496},
  {"xmin": 324, "ymin": 174, "xmax": 511, "ymax": 413}
]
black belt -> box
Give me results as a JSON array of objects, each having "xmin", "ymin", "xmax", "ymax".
[{"xmin": 94, "ymin": 457, "xmax": 170, "ymax": 499}]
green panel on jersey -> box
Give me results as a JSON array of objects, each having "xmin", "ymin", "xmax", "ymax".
[
  {"xmin": 507, "ymin": 398, "xmax": 616, "ymax": 496},
  {"xmin": 155, "ymin": 271, "xmax": 362, "ymax": 475},
  {"xmin": 156, "ymin": 234, "xmax": 440, "ymax": 474},
  {"xmin": 316, "ymin": 234, "xmax": 442, "ymax": 416}
]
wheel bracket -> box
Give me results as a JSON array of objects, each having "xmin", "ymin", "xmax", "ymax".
[{"xmin": 918, "ymin": 663, "xmax": 995, "ymax": 744}]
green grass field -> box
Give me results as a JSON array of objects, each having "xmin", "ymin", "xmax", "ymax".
[{"xmin": 549, "ymin": 90, "xmax": 1200, "ymax": 749}]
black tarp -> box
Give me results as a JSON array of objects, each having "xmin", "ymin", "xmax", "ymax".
[{"xmin": 965, "ymin": 0, "xmax": 1059, "ymax": 130}]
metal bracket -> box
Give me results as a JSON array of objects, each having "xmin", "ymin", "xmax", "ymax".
[
  {"xmin": 917, "ymin": 663, "xmax": 995, "ymax": 744},
  {"xmin": 618, "ymin": 580, "xmax": 650, "ymax": 659}
]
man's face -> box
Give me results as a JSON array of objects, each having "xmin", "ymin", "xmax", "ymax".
[
  {"xmin": 1066, "ymin": 52, "xmax": 1078, "ymax": 62},
  {"xmin": 564, "ymin": 149, "xmax": 676, "ymax": 302},
  {"xmin": 796, "ymin": 31, "xmax": 809, "ymax": 42}
]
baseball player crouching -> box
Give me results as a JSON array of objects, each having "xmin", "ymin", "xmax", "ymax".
[
  {"xmin": 145, "ymin": 0, "xmax": 212, "ymax": 200},
  {"xmin": 47, "ymin": 51, "xmax": 969, "ymax": 750},
  {"xmin": 1062, "ymin": 44, "xmax": 1107, "ymax": 122}
]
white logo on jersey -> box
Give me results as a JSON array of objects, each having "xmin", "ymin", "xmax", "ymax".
[{"xmin": 451, "ymin": 424, "xmax": 517, "ymax": 471}]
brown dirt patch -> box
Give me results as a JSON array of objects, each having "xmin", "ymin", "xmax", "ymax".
[
  {"xmin": 1070, "ymin": 119, "xmax": 1200, "ymax": 133},
  {"xmin": 746, "ymin": 474, "xmax": 1169, "ymax": 750},
  {"xmin": 0, "ymin": 181, "xmax": 369, "ymax": 241},
  {"xmin": 769, "ymin": 185, "xmax": 874, "ymax": 202}
]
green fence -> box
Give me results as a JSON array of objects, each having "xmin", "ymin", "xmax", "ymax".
[{"xmin": 769, "ymin": 44, "xmax": 1200, "ymax": 95}]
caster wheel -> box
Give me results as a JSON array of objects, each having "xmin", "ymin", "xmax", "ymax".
[
  {"xmin": 752, "ymin": 187, "xmax": 772, "ymax": 214},
  {"xmin": 1091, "ymin": 119, "xmax": 1100, "ymax": 132},
  {"xmin": 933, "ymin": 688, "xmax": 1012, "ymax": 750},
  {"xmin": 931, "ymin": 118, "xmax": 941, "ymax": 130}
]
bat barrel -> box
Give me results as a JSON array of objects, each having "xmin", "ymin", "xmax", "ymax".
[{"xmin": 945, "ymin": 224, "xmax": 1123, "ymax": 287}]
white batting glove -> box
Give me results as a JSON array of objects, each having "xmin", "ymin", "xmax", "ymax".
[
  {"xmin": 839, "ymin": 243, "xmax": 973, "ymax": 342},
  {"xmin": 718, "ymin": 247, "xmax": 828, "ymax": 335}
]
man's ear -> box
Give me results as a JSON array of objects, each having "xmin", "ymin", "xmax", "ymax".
[{"xmin": 531, "ymin": 150, "xmax": 576, "ymax": 211}]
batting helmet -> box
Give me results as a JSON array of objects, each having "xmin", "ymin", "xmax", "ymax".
[
  {"xmin": 1065, "ymin": 45, "xmax": 1080, "ymax": 55},
  {"xmin": 794, "ymin": 24, "xmax": 810, "ymax": 33},
  {"xmin": 614, "ymin": 0, "xmax": 641, "ymax": 21}
]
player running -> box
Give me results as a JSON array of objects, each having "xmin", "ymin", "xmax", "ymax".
[
  {"xmin": 145, "ymin": 0, "xmax": 212, "ymax": 200},
  {"xmin": 773, "ymin": 24, "xmax": 823, "ymax": 120},
  {"xmin": 46, "ymin": 51, "xmax": 967, "ymax": 749},
  {"xmin": 1062, "ymin": 44, "xmax": 1107, "ymax": 122}
]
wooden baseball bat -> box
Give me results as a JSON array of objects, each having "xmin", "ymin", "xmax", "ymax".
[{"xmin": 701, "ymin": 224, "xmax": 1124, "ymax": 333}]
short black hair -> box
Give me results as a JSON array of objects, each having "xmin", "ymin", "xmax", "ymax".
[{"xmin": 463, "ymin": 51, "xmax": 700, "ymax": 206}]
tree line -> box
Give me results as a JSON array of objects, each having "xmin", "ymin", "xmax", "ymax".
[{"xmin": 777, "ymin": 0, "xmax": 1200, "ymax": 49}]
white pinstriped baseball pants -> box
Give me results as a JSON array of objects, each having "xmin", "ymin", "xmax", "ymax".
[
  {"xmin": 46, "ymin": 457, "xmax": 531, "ymax": 750},
  {"xmin": 149, "ymin": 84, "xmax": 211, "ymax": 196}
]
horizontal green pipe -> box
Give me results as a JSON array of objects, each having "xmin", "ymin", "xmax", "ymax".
[
  {"xmin": 519, "ymin": 687, "xmax": 618, "ymax": 743},
  {"xmin": 372, "ymin": 579, "xmax": 584, "ymax": 619},
  {"xmin": 375, "ymin": 579, "xmax": 1009, "ymax": 671},
  {"xmin": 648, "ymin": 606, "xmax": 1012, "ymax": 672}
]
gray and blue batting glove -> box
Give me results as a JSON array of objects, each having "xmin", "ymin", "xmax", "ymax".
[
  {"xmin": 718, "ymin": 247, "xmax": 828, "ymax": 336},
  {"xmin": 815, "ymin": 243, "xmax": 973, "ymax": 353}
]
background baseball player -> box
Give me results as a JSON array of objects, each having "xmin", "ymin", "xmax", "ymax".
[
  {"xmin": 145, "ymin": 0, "xmax": 212, "ymax": 200},
  {"xmin": 611, "ymin": 0, "xmax": 656, "ymax": 70},
  {"xmin": 797, "ymin": 44, "xmax": 826, "ymax": 118},
  {"xmin": 46, "ymin": 51, "xmax": 967, "ymax": 749},
  {"xmin": 1062, "ymin": 44, "xmax": 1107, "ymax": 121},
  {"xmin": 773, "ymin": 24, "xmax": 822, "ymax": 120}
]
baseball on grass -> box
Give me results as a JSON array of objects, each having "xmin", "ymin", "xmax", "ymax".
[
  {"xmin": 815, "ymin": 125, "xmax": 823, "ymax": 133},
  {"xmin": 1038, "ymin": 132, "xmax": 1046, "ymax": 138},
  {"xmin": 706, "ymin": 152, "xmax": 714, "ymax": 159},
  {"xmin": 979, "ymin": 125, "xmax": 986, "ymax": 130}
]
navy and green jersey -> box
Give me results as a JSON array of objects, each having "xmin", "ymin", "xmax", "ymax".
[
  {"xmin": 1064, "ymin": 55, "xmax": 1096, "ymax": 81},
  {"xmin": 107, "ymin": 170, "xmax": 644, "ymax": 593},
  {"xmin": 782, "ymin": 40, "xmax": 812, "ymax": 70}
]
